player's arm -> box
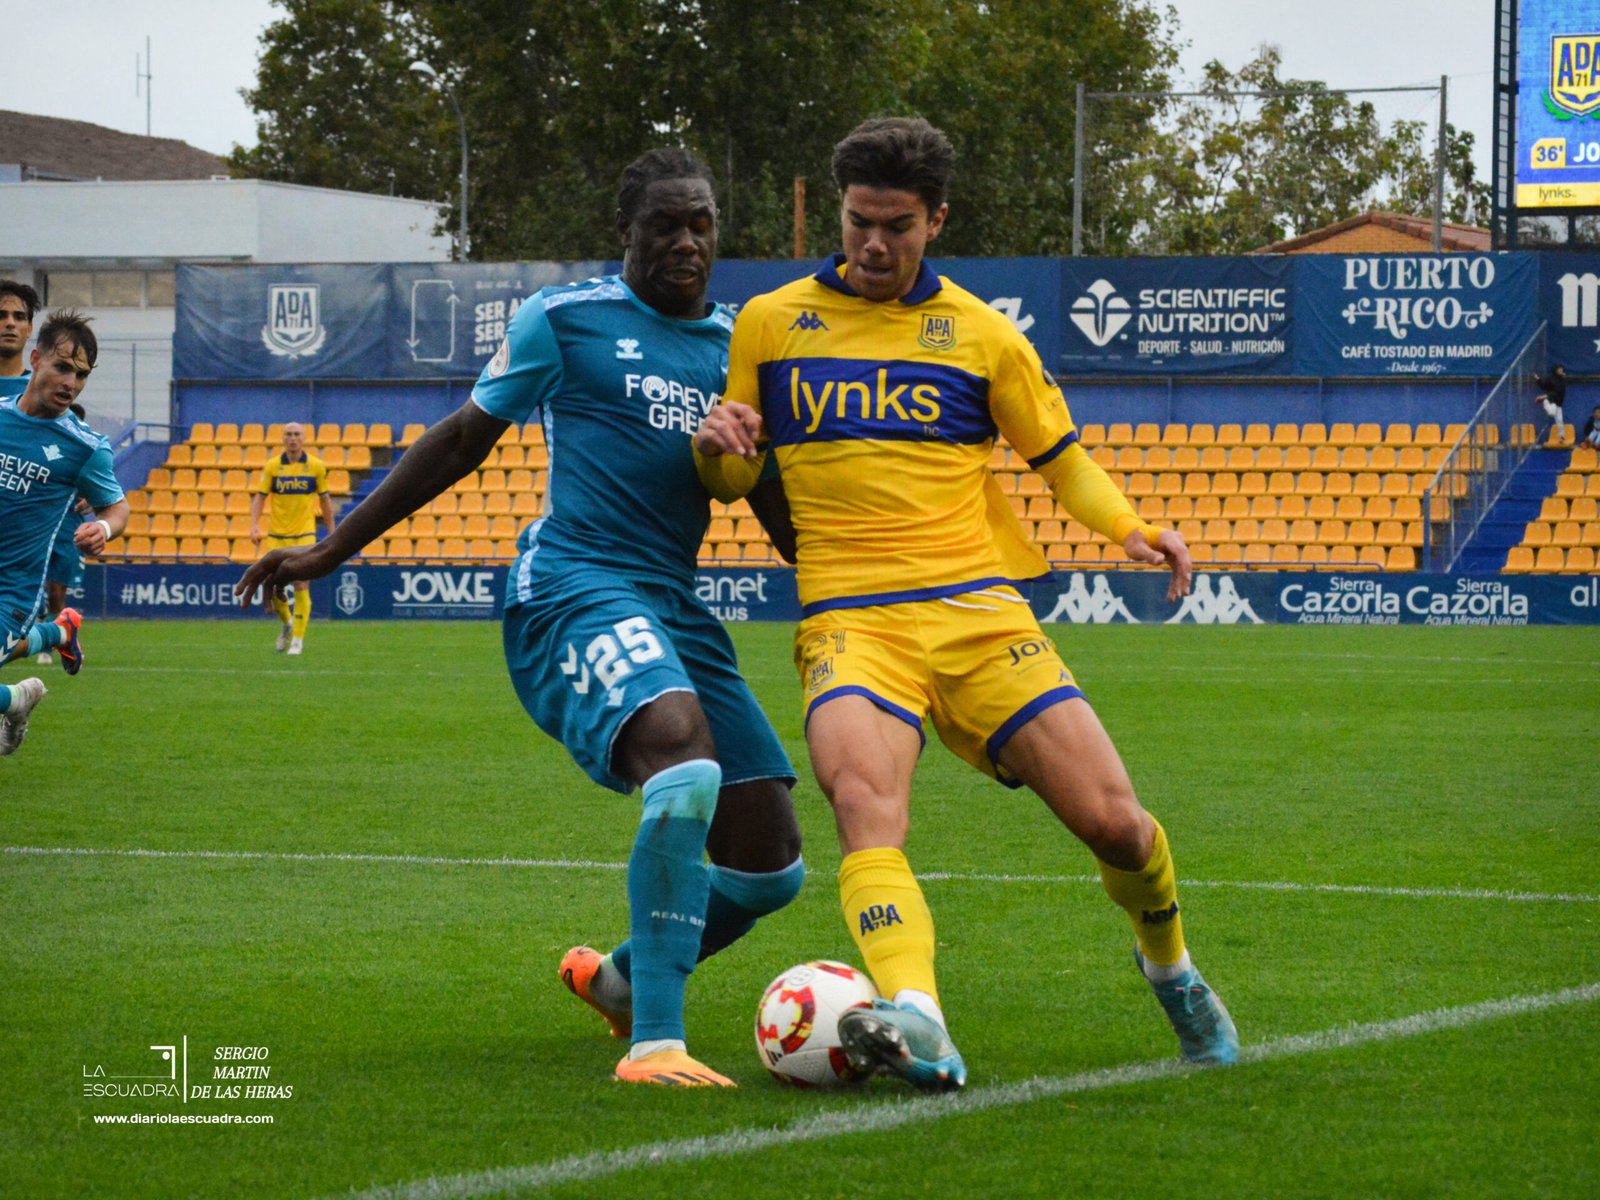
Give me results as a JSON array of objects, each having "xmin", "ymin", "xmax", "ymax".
[
  {"xmin": 1035, "ymin": 444, "xmax": 1190, "ymax": 602},
  {"xmin": 70, "ymin": 446, "xmax": 127, "ymax": 556},
  {"xmin": 235, "ymin": 401, "xmax": 507, "ymax": 604},
  {"xmin": 692, "ymin": 403, "xmax": 767, "ymax": 500},
  {"xmin": 319, "ymin": 492, "xmax": 336, "ymax": 532},
  {"xmin": 249, "ymin": 471, "xmax": 269, "ymax": 544},
  {"xmin": 747, "ymin": 463, "xmax": 796, "ymax": 564},
  {"xmin": 73, "ymin": 498, "xmax": 129, "ymax": 557}
]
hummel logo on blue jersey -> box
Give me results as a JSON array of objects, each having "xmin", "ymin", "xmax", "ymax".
[
  {"xmin": 788, "ymin": 311, "xmax": 829, "ymax": 332},
  {"xmin": 42, "ymin": 444, "xmax": 62, "ymax": 461},
  {"xmin": 858, "ymin": 903, "xmax": 903, "ymax": 934},
  {"xmin": 615, "ymin": 338, "xmax": 643, "ymax": 360}
]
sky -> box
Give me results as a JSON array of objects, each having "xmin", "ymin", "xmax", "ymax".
[{"xmin": 5, "ymin": 0, "xmax": 1495, "ymax": 175}]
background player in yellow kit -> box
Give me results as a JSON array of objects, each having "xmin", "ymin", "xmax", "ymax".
[
  {"xmin": 249, "ymin": 422, "xmax": 335, "ymax": 655},
  {"xmin": 694, "ymin": 116, "xmax": 1237, "ymax": 1089}
]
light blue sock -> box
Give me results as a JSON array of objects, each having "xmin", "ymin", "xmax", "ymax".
[
  {"xmin": 611, "ymin": 857, "xmax": 806, "ymax": 984},
  {"xmin": 0, "ymin": 684, "xmax": 11, "ymax": 712},
  {"xmin": 27, "ymin": 623, "xmax": 63, "ymax": 656},
  {"xmin": 626, "ymin": 758, "xmax": 720, "ymax": 1045}
]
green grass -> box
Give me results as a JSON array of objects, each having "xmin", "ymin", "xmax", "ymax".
[{"xmin": 4, "ymin": 620, "xmax": 1599, "ymax": 1199}]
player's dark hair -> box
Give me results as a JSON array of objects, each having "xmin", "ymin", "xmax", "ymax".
[
  {"xmin": 36, "ymin": 308, "xmax": 97, "ymax": 367},
  {"xmin": 831, "ymin": 117, "xmax": 955, "ymax": 215},
  {"xmin": 0, "ymin": 279, "xmax": 40, "ymax": 320},
  {"xmin": 69, "ymin": 403, "xmax": 86, "ymax": 419},
  {"xmin": 617, "ymin": 148, "xmax": 717, "ymax": 223}
]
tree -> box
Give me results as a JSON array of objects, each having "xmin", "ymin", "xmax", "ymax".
[
  {"xmin": 1131, "ymin": 46, "xmax": 1395, "ymax": 254},
  {"xmin": 229, "ymin": 0, "xmax": 1179, "ymax": 260},
  {"xmin": 1377, "ymin": 119, "xmax": 1491, "ymax": 228}
]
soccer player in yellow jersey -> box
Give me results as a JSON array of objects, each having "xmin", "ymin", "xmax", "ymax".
[
  {"xmin": 694, "ymin": 117, "xmax": 1238, "ymax": 1088},
  {"xmin": 249, "ymin": 422, "xmax": 335, "ymax": 656}
]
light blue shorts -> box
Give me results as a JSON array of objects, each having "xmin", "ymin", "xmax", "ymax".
[{"xmin": 502, "ymin": 560, "xmax": 794, "ymax": 795}]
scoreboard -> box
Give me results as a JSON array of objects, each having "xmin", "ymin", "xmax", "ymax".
[{"xmin": 1516, "ymin": 0, "xmax": 1600, "ymax": 208}]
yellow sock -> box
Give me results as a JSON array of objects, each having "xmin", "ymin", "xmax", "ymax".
[
  {"xmin": 271, "ymin": 594, "xmax": 291, "ymax": 626},
  {"xmin": 839, "ymin": 847, "xmax": 939, "ymax": 1006},
  {"xmin": 1098, "ymin": 818, "xmax": 1186, "ymax": 966},
  {"xmin": 291, "ymin": 588, "xmax": 311, "ymax": 639}
]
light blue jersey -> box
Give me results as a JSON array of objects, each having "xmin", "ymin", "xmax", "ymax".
[
  {"xmin": 0, "ymin": 372, "xmax": 28, "ymax": 400},
  {"xmin": 0, "ymin": 398, "xmax": 122, "ymax": 636},
  {"xmin": 471, "ymin": 275, "xmax": 731, "ymax": 594}
]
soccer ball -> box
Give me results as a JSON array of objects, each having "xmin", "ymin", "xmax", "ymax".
[{"xmin": 754, "ymin": 960, "xmax": 879, "ymax": 1087}]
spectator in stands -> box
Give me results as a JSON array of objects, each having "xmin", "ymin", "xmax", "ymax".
[
  {"xmin": 248, "ymin": 422, "xmax": 335, "ymax": 656},
  {"xmin": 36, "ymin": 403, "xmax": 92, "ymax": 662},
  {"xmin": 1534, "ymin": 365, "xmax": 1568, "ymax": 442},
  {"xmin": 694, "ymin": 116, "xmax": 1234, "ymax": 1090},
  {"xmin": 1580, "ymin": 405, "xmax": 1600, "ymax": 449},
  {"xmin": 0, "ymin": 280, "xmax": 40, "ymax": 400},
  {"xmin": 1, "ymin": 310, "xmax": 125, "ymax": 755},
  {"xmin": 236, "ymin": 147, "xmax": 803, "ymax": 1088}
]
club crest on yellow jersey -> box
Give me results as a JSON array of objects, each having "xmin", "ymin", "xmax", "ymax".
[{"xmin": 917, "ymin": 314, "xmax": 957, "ymax": 351}]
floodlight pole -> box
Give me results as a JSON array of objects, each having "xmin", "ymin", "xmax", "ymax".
[
  {"xmin": 1072, "ymin": 82, "xmax": 1085, "ymax": 257},
  {"xmin": 410, "ymin": 60, "xmax": 470, "ymax": 262},
  {"xmin": 1433, "ymin": 75, "xmax": 1448, "ymax": 251}
]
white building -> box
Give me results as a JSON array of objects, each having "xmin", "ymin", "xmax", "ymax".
[{"xmin": 0, "ymin": 110, "xmax": 450, "ymax": 427}]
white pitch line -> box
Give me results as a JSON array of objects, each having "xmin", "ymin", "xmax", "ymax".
[
  {"xmin": 326, "ymin": 982, "xmax": 1600, "ymax": 1200},
  {"xmin": 7, "ymin": 845, "xmax": 1595, "ymax": 905}
]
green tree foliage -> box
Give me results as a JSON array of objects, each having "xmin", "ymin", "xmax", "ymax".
[{"xmin": 229, "ymin": 0, "xmax": 1177, "ymax": 259}]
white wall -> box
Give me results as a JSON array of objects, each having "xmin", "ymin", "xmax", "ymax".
[{"xmin": 0, "ymin": 180, "xmax": 450, "ymax": 263}]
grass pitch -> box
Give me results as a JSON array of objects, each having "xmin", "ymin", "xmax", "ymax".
[{"xmin": 3, "ymin": 618, "xmax": 1598, "ymax": 1199}]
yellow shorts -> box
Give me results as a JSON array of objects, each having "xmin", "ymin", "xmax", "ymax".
[
  {"xmin": 265, "ymin": 534, "xmax": 315, "ymax": 552},
  {"xmin": 794, "ymin": 586, "xmax": 1084, "ymax": 785}
]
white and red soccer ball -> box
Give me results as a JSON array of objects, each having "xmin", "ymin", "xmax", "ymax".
[{"xmin": 754, "ymin": 960, "xmax": 879, "ymax": 1087}]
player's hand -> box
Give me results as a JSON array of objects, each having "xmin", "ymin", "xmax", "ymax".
[
  {"xmin": 1125, "ymin": 527, "xmax": 1192, "ymax": 603},
  {"xmin": 249, "ymin": 526, "xmax": 263, "ymax": 547},
  {"xmin": 235, "ymin": 543, "xmax": 337, "ymax": 610},
  {"xmin": 693, "ymin": 403, "xmax": 764, "ymax": 459},
  {"xmin": 74, "ymin": 521, "xmax": 107, "ymax": 557}
]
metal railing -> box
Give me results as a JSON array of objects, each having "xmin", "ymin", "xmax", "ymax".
[{"xmin": 1422, "ymin": 323, "xmax": 1547, "ymax": 571}]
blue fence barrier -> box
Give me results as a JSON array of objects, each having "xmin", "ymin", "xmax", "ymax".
[{"xmin": 78, "ymin": 563, "xmax": 1600, "ymax": 627}]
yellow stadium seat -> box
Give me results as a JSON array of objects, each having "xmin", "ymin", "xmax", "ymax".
[
  {"xmin": 1553, "ymin": 521, "xmax": 1581, "ymax": 548},
  {"xmin": 387, "ymin": 537, "xmax": 415, "ymax": 560},
  {"xmin": 1189, "ymin": 424, "xmax": 1216, "ymax": 447},
  {"xmin": 467, "ymin": 538, "xmax": 496, "ymax": 560},
  {"xmin": 1381, "ymin": 473, "xmax": 1411, "ymax": 498},
  {"xmin": 1198, "ymin": 446, "xmax": 1227, "ymax": 472},
  {"xmin": 1386, "ymin": 546, "xmax": 1416, "ymax": 571},
  {"xmin": 211, "ymin": 423, "xmax": 238, "ymax": 444},
  {"xmin": 399, "ymin": 423, "xmax": 426, "ymax": 446},
  {"xmin": 1202, "ymin": 518, "xmax": 1231, "ymax": 544},
  {"xmin": 1347, "ymin": 520, "xmax": 1376, "ymax": 546},
  {"xmin": 326, "ymin": 469, "xmax": 351, "ymax": 494},
  {"xmin": 1356, "ymin": 545, "xmax": 1385, "ymax": 568},
  {"xmin": 413, "ymin": 537, "xmax": 442, "ymax": 559},
  {"xmin": 1271, "ymin": 543, "xmax": 1299, "ymax": 565},
  {"xmin": 1279, "ymin": 495, "xmax": 1308, "ymax": 520},
  {"xmin": 1079, "ymin": 423, "xmax": 1106, "ymax": 446},
  {"xmin": 1243, "ymin": 542, "xmax": 1271, "ymax": 565},
  {"xmin": 1266, "ymin": 471, "xmax": 1295, "ymax": 497},
  {"xmin": 1319, "ymin": 518, "xmax": 1347, "ymax": 545},
  {"xmin": 1301, "ymin": 423, "xmax": 1328, "ymax": 445},
  {"xmin": 238, "ymin": 423, "xmax": 266, "ymax": 445},
  {"xmin": 1368, "ymin": 446, "xmax": 1397, "ymax": 472},
  {"xmin": 1570, "ymin": 496, "xmax": 1598, "ymax": 522},
  {"xmin": 1160, "ymin": 424, "xmax": 1188, "ymax": 447},
  {"xmin": 1232, "ymin": 517, "xmax": 1261, "ymax": 543},
  {"xmin": 1073, "ymin": 542, "xmax": 1101, "ymax": 564},
  {"xmin": 1572, "ymin": 446, "xmax": 1598, "ymax": 472},
  {"xmin": 1326, "ymin": 422, "xmax": 1356, "ymax": 448},
  {"xmin": 1566, "ymin": 546, "xmax": 1596, "ymax": 573},
  {"xmin": 1214, "ymin": 423, "xmax": 1244, "ymax": 447},
  {"xmin": 1374, "ymin": 520, "xmax": 1403, "ymax": 547},
  {"xmin": 1256, "ymin": 446, "xmax": 1285, "ymax": 471},
  {"xmin": 1383, "ymin": 423, "xmax": 1413, "ymax": 446},
  {"xmin": 1210, "ymin": 474, "xmax": 1240, "ymax": 499},
  {"xmin": 1106, "ymin": 422, "xmax": 1134, "ymax": 445},
  {"xmin": 342, "ymin": 423, "xmax": 367, "ymax": 446},
  {"xmin": 1176, "ymin": 518, "xmax": 1203, "ymax": 543},
  {"xmin": 1123, "ymin": 474, "xmax": 1153, "ymax": 499},
  {"xmin": 1282, "ymin": 446, "xmax": 1311, "ymax": 471},
  {"xmin": 1114, "ymin": 447, "xmax": 1142, "ymax": 471},
  {"xmin": 1413, "ymin": 423, "xmax": 1442, "ymax": 447},
  {"xmin": 1238, "ymin": 472, "xmax": 1266, "ymax": 496},
  {"xmin": 1306, "ymin": 495, "xmax": 1336, "ymax": 521},
  {"xmin": 1241, "ymin": 423, "xmax": 1270, "ymax": 447},
  {"xmin": 346, "ymin": 446, "xmax": 373, "ymax": 471},
  {"xmin": 244, "ymin": 446, "xmax": 268, "ymax": 469},
  {"xmin": 1145, "ymin": 447, "xmax": 1173, "ymax": 471},
  {"xmin": 1155, "ymin": 472, "xmax": 1182, "ymax": 497},
  {"xmin": 1534, "ymin": 546, "xmax": 1565, "ymax": 572},
  {"xmin": 192, "ymin": 445, "xmax": 221, "ymax": 469},
  {"xmin": 1288, "ymin": 519, "xmax": 1318, "ymax": 545},
  {"xmin": 314, "ymin": 422, "xmax": 340, "ymax": 445},
  {"xmin": 1503, "ymin": 545, "xmax": 1533, "ymax": 573},
  {"xmin": 1353, "ymin": 423, "xmax": 1382, "ymax": 448},
  {"xmin": 1328, "ymin": 544, "xmax": 1358, "ymax": 568},
  {"xmin": 1270, "ymin": 423, "xmax": 1299, "ymax": 447},
  {"xmin": 1301, "ymin": 543, "xmax": 1329, "ymax": 567}
]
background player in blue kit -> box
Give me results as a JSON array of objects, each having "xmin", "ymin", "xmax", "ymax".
[
  {"xmin": 1, "ymin": 312, "xmax": 127, "ymax": 755},
  {"xmin": 0, "ymin": 280, "xmax": 39, "ymax": 400},
  {"xmin": 35, "ymin": 402, "xmax": 92, "ymax": 662},
  {"xmin": 237, "ymin": 148, "xmax": 803, "ymax": 1087}
]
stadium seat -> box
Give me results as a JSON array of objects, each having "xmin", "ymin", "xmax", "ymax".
[
  {"xmin": 1214, "ymin": 423, "xmax": 1244, "ymax": 448},
  {"xmin": 1160, "ymin": 424, "xmax": 1188, "ymax": 447},
  {"xmin": 1280, "ymin": 494, "xmax": 1308, "ymax": 519},
  {"xmin": 1210, "ymin": 472, "xmax": 1238, "ymax": 497},
  {"xmin": 1352, "ymin": 423, "xmax": 1382, "ymax": 448},
  {"xmin": 187, "ymin": 423, "xmax": 215, "ymax": 443},
  {"xmin": 399, "ymin": 423, "xmax": 426, "ymax": 447},
  {"xmin": 1375, "ymin": 520, "xmax": 1404, "ymax": 547},
  {"xmin": 1326, "ymin": 423, "xmax": 1356, "ymax": 448},
  {"xmin": 314, "ymin": 423, "xmax": 341, "ymax": 446},
  {"xmin": 1106, "ymin": 423, "xmax": 1133, "ymax": 445},
  {"xmin": 327, "ymin": 469, "xmax": 351, "ymax": 494},
  {"xmin": 1523, "ymin": 521, "xmax": 1551, "ymax": 547},
  {"xmin": 1570, "ymin": 496, "xmax": 1597, "ymax": 522},
  {"xmin": 1079, "ymin": 423, "xmax": 1106, "ymax": 445},
  {"xmin": 1144, "ymin": 447, "xmax": 1173, "ymax": 471},
  {"xmin": 213, "ymin": 423, "xmax": 240, "ymax": 444},
  {"xmin": 1347, "ymin": 520, "xmax": 1376, "ymax": 546},
  {"xmin": 1573, "ymin": 446, "xmax": 1598, "ymax": 472},
  {"xmin": 1534, "ymin": 546, "xmax": 1565, "ymax": 572},
  {"xmin": 1413, "ymin": 423, "xmax": 1442, "ymax": 447},
  {"xmin": 1189, "ymin": 424, "xmax": 1216, "ymax": 447},
  {"xmin": 1198, "ymin": 446, "xmax": 1227, "ymax": 472},
  {"xmin": 1503, "ymin": 545, "xmax": 1533, "ymax": 573},
  {"xmin": 1352, "ymin": 473, "xmax": 1380, "ymax": 498},
  {"xmin": 322, "ymin": 446, "xmax": 347, "ymax": 468},
  {"xmin": 1073, "ymin": 542, "xmax": 1101, "ymax": 564},
  {"xmin": 1287, "ymin": 518, "xmax": 1317, "ymax": 545},
  {"xmin": 239, "ymin": 423, "xmax": 266, "ymax": 445},
  {"xmin": 1356, "ymin": 545, "xmax": 1386, "ymax": 568},
  {"xmin": 1386, "ymin": 546, "xmax": 1416, "ymax": 571},
  {"xmin": 1553, "ymin": 521, "xmax": 1581, "ymax": 548},
  {"xmin": 1301, "ymin": 543, "xmax": 1329, "ymax": 567},
  {"xmin": 1566, "ymin": 546, "xmax": 1596, "ymax": 573},
  {"xmin": 1319, "ymin": 519, "xmax": 1347, "ymax": 545},
  {"xmin": 1256, "ymin": 446, "xmax": 1285, "ymax": 471},
  {"xmin": 1232, "ymin": 517, "xmax": 1261, "ymax": 543},
  {"xmin": 1241, "ymin": 542, "xmax": 1269, "ymax": 565},
  {"xmin": 346, "ymin": 446, "xmax": 373, "ymax": 471},
  {"xmin": 244, "ymin": 446, "xmax": 268, "ymax": 469},
  {"xmin": 1328, "ymin": 544, "xmax": 1357, "ymax": 568},
  {"xmin": 1269, "ymin": 422, "xmax": 1297, "ymax": 447},
  {"xmin": 1271, "ymin": 543, "xmax": 1299, "ymax": 565},
  {"xmin": 1238, "ymin": 472, "xmax": 1266, "ymax": 497}
]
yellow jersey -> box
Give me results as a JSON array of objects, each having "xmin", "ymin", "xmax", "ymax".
[
  {"xmin": 725, "ymin": 256, "xmax": 1077, "ymax": 615},
  {"xmin": 256, "ymin": 452, "xmax": 328, "ymax": 538}
]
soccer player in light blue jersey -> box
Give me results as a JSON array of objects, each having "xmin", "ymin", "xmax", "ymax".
[
  {"xmin": 238, "ymin": 149, "xmax": 804, "ymax": 1087},
  {"xmin": 1, "ymin": 311, "xmax": 129, "ymax": 755},
  {"xmin": 0, "ymin": 280, "xmax": 39, "ymax": 400}
]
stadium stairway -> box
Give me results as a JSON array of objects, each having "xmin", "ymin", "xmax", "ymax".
[{"xmin": 1456, "ymin": 448, "xmax": 1568, "ymax": 573}]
